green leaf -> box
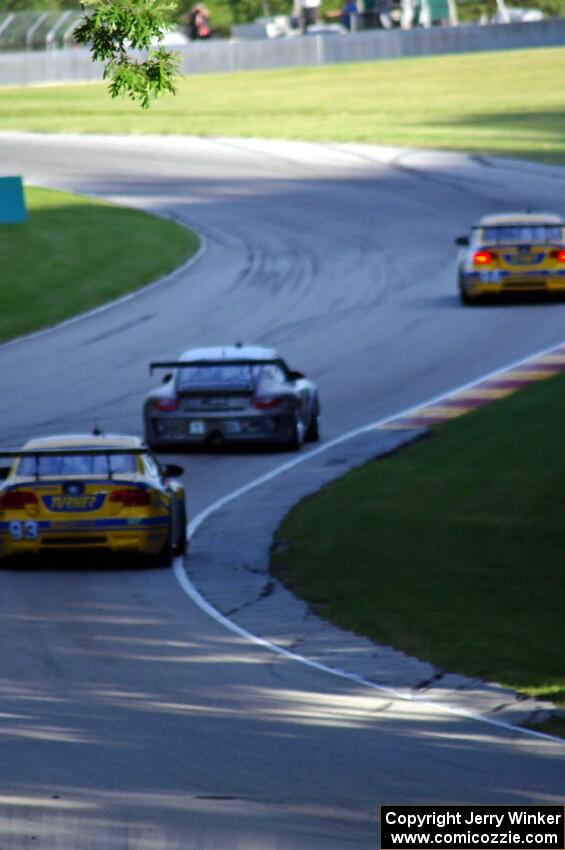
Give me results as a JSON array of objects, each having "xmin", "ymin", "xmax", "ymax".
[{"xmin": 74, "ymin": 0, "xmax": 181, "ymax": 107}]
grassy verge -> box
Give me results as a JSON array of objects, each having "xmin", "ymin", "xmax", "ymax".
[
  {"xmin": 0, "ymin": 186, "xmax": 199, "ymax": 343},
  {"xmin": 271, "ymin": 372, "xmax": 565, "ymax": 732},
  {"xmin": 0, "ymin": 47, "xmax": 565, "ymax": 165}
]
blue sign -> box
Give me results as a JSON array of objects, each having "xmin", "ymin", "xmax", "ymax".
[{"xmin": 0, "ymin": 176, "xmax": 27, "ymax": 224}]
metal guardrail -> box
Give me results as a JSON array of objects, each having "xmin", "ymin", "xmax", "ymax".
[
  {"xmin": 177, "ymin": 17, "xmax": 565, "ymax": 73},
  {"xmin": 0, "ymin": 16, "xmax": 564, "ymax": 86}
]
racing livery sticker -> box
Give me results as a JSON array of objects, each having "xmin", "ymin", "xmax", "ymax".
[{"xmin": 42, "ymin": 494, "xmax": 106, "ymax": 512}]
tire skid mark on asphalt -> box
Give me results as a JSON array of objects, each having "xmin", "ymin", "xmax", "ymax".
[
  {"xmin": 378, "ymin": 342, "xmax": 565, "ymax": 430},
  {"xmin": 176, "ymin": 337, "xmax": 565, "ymax": 745}
]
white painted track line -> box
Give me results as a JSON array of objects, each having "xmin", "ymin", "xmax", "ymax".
[{"xmin": 174, "ymin": 338, "xmax": 565, "ymax": 745}]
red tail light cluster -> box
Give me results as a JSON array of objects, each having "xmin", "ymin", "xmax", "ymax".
[
  {"xmin": 472, "ymin": 250, "xmax": 493, "ymax": 266},
  {"xmin": 109, "ymin": 489, "xmax": 152, "ymax": 507},
  {"xmin": 251, "ymin": 397, "xmax": 283, "ymax": 410},
  {"xmin": 551, "ymin": 249, "xmax": 565, "ymax": 263},
  {"xmin": 0, "ymin": 490, "xmax": 39, "ymax": 509},
  {"xmin": 153, "ymin": 399, "xmax": 178, "ymax": 412}
]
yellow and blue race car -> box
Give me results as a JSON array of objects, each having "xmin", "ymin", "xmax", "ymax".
[
  {"xmin": 0, "ymin": 434, "xmax": 187, "ymax": 565},
  {"xmin": 456, "ymin": 212, "xmax": 565, "ymax": 304}
]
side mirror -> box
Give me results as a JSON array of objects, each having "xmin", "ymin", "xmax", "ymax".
[
  {"xmin": 162, "ymin": 373, "xmax": 173, "ymax": 384},
  {"xmin": 455, "ymin": 235, "xmax": 470, "ymax": 247},
  {"xmin": 288, "ymin": 369, "xmax": 305, "ymax": 381},
  {"xmin": 162, "ymin": 463, "xmax": 184, "ymax": 479},
  {"xmin": 0, "ymin": 465, "xmax": 11, "ymax": 481}
]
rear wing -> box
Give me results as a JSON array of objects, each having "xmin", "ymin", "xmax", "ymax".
[
  {"xmin": 471, "ymin": 223, "xmax": 564, "ymax": 229},
  {"xmin": 0, "ymin": 448, "xmax": 148, "ymax": 458},
  {"xmin": 470, "ymin": 224, "xmax": 565, "ymax": 244},
  {"xmin": 150, "ymin": 360, "xmax": 280, "ymax": 373},
  {"xmin": 0, "ymin": 447, "xmax": 148, "ymax": 481}
]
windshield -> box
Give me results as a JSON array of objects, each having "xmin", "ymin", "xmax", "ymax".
[
  {"xmin": 481, "ymin": 225, "xmax": 563, "ymax": 243},
  {"xmin": 18, "ymin": 453, "xmax": 138, "ymax": 477},
  {"xmin": 177, "ymin": 363, "xmax": 258, "ymax": 391}
]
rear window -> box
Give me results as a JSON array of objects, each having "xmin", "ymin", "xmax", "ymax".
[
  {"xmin": 18, "ymin": 453, "xmax": 138, "ymax": 477},
  {"xmin": 177, "ymin": 363, "xmax": 256, "ymax": 391},
  {"xmin": 481, "ymin": 225, "xmax": 563, "ymax": 243}
]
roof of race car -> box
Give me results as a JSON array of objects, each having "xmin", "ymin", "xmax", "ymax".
[
  {"xmin": 22, "ymin": 434, "xmax": 145, "ymax": 451},
  {"xmin": 177, "ymin": 345, "xmax": 279, "ymax": 363},
  {"xmin": 478, "ymin": 212, "xmax": 563, "ymax": 227}
]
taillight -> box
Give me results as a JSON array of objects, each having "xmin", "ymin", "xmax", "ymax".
[
  {"xmin": 0, "ymin": 490, "xmax": 38, "ymax": 510},
  {"xmin": 551, "ymin": 249, "xmax": 565, "ymax": 262},
  {"xmin": 153, "ymin": 399, "xmax": 178, "ymax": 412},
  {"xmin": 472, "ymin": 250, "xmax": 493, "ymax": 266},
  {"xmin": 109, "ymin": 489, "xmax": 152, "ymax": 507},
  {"xmin": 252, "ymin": 397, "xmax": 283, "ymax": 410}
]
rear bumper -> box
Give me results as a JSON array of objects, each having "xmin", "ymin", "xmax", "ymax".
[
  {"xmin": 0, "ymin": 522, "xmax": 169, "ymax": 558},
  {"xmin": 145, "ymin": 412, "xmax": 295, "ymax": 445},
  {"xmin": 460, "ymin": 271, "xmax": 565, "ymax": 297}
]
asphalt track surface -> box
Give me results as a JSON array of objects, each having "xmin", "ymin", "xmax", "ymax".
[{"xmin": 0, "ymin": 133, "xmax": 564, "ymax": 850}]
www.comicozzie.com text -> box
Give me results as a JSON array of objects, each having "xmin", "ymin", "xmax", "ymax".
[{"xmin": 386, "ymin": 830, "xmax": 558, "ymax": 845}]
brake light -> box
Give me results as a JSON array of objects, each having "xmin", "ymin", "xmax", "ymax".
[
  {"xmin": 0, "ymin": 490, "xmax": 38, "ymax": 510},
  {"xmin": 109, "ymin": 489, "xmax": 152, "ymax": 507},
  {"xmin": 472, "ymin": 250, "xmax": 493, "ymax": 266},
  {"xmin": 153, "ymin": 399, "xmax": 178, "ymax": 412},
  {"xmin": 551, "ymin": 249, "xmax": 565, "ymax": 263},
  {"xmin": 252, "ymin": 397, "xmax": 283, "ymax": 410}
]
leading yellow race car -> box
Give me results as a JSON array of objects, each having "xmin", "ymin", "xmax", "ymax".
[
  {"xmin": 456, "ymin": 212, "xmax": 565, "ymax": 304},
  {"xmin": 0, "ymin": 433, "xmax": 187, "ymax": 565}
]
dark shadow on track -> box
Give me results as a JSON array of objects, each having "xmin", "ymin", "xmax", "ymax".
[
  {"xmin": 1, "ymin": 551, "xmax": 164, "ymax": 572},
  {"xmin": 153, "ymin": 442, "xmax": 310, "ymax": 457},
  {"xmin": 462, "ymin": 292, "xmax": 565, "ymax": 308}
]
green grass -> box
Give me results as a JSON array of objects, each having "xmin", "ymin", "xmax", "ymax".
[
  {"xmin": 0, "ymin": 186, "xmax": 199, "ymax": 343},
  {"xmin": 1, "ymin": 47, "xmax": 565, "ymax": 164},
  {"xmin": 271, "ymin": 373, "xmax": 565, "ymax": 717}
]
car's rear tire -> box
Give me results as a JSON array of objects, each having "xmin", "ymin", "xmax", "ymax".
[
  {"xmin": 305, "ymin": 402, "xmax": 320, "ymax": 442},
  {"xmin": 286, "ymin": 414, "xmax": 302, "ymax": 451},
  {"xmin": 174, "ymin": 503, "xmax": 188, "ymax": 556},
  {"xmin": 459, "ymin": 273, "xmax": 484, "ymax": 306},
  {"xmin": 460, "ymin": 287, "xmax": 477, "ymax": 306},
  {"xmin": 151, "ymin": 528, "xmax": 173, "ymax": 567}
]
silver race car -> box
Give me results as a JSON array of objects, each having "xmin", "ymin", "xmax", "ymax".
[{"xmin": 143, "ymin": 345, "xmax": 320, "ymax": 450}]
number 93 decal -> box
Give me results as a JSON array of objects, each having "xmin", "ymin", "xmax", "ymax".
[{"xmin": 9, "ymin": 520, "xmax": 39, "ymax": 540}]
